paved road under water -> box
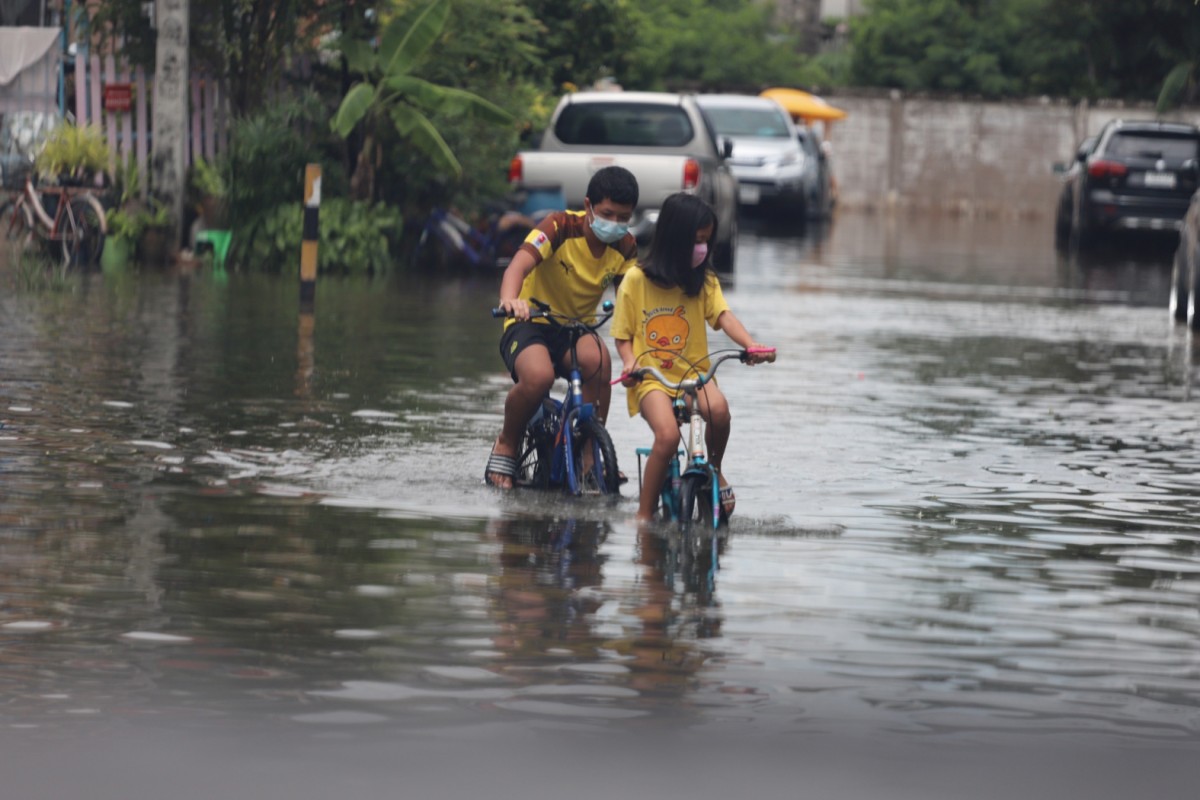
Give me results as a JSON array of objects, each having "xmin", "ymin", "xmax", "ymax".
[{"xmin": 1, "ymin": 213, "xmax": 1197, "ymax": 798}]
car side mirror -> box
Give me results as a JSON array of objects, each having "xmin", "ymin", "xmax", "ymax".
[
  {"xmin": 720, "ymin": 137, "xmax": 733, "ymax": 159},
  {"xmin": 1075, "ymin": 150, "xmax": 1087, "ymax": 163}
]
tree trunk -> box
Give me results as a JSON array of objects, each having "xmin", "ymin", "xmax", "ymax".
[
  {"xmin": 151, "ymin": 0, "xmax": 190, "ymax": 256},
  {"xmin": 775, "ymin": 0, "xmax": 823, "ymax": 55},
  {"xmin": 797, "ymin": 0, "xmax": 822, "ymax": 55},
  {"xmin": 349, "ymin": 134, "xmax": 376, "ymax": 202}
]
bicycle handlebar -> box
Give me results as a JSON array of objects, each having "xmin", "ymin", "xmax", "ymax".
[
  {"xmin": 611, "ymin": 347, "xmax": 776, "ymax": 389},
  {"xmin": 490, "ymin": 298, "xmax": 615, "ymax": 332}
]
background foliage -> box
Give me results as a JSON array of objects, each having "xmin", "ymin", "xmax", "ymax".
[
  {"xmin": 83, "ymin": 0, "xmax": 1200, "ymax": 272},
  {"xmin": 847, "ymin": 0, "xmax": 1200, "ymax": 102}
]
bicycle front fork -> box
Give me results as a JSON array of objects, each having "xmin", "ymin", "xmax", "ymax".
[{"xmin": 636, "ymin": 447, "xmax": 685, "ymax": 521}]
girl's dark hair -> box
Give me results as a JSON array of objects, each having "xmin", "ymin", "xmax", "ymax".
[{"xmin": 641, "ymin": 192, "xmax": 717, "ymax": 297}]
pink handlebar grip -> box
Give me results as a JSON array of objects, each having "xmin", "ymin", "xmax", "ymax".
[{"xmin": 746, "ymin": 346, "xmax": 776, "ymax": 363}]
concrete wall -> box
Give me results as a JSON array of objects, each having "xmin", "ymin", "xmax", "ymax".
[{"xmin": 820, "ymin": 91, "xmax": 1200, "ymax": 218}]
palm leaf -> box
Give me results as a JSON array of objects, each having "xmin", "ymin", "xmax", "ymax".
[
  {"xmin": 383, "ymin": 75, "xmax": 449, "ymax": 110},
  {"xmin": 438, "ymin": 86, "xmax": 511, "ymax": 123},
  {"xmin": 380, "ymin": 0, "xmax": 450, "ymax": 78},
  {"xmin": 331, "ymin": 82, "xmax": 377, "ymax": 137},
  {"xmin": 336, "ymin": 37, "xmax": 378, "ymax": 77},
  {"xmin": 389, "ymin": 104, "xmax": 462, "ymax": 177},
  {"xmin": 1157, "ymin": 61, "xmax": 1195, "ymax": 115},
  {"xmin": 382, "ymin": 75, "xmax": 511, "ymax": 123}
]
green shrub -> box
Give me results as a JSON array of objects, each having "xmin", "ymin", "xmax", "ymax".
[
  {"xmin": 225, "ymin": 90, "xmax": 346, "ymax": 234},
  {"xmin": 190, "ymin": 157, "xmax": 227, "ymax": 199},
  {"xmin": 240, "ymin": 198, "xmax": 403, "ymax": 274}
]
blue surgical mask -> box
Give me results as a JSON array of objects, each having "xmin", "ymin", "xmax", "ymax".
[{"xmin": 590, "ymin": 215, "xmax": 629, "ymax": 244}]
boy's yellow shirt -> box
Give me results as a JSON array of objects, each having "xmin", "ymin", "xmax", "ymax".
[
  {"xmin": 611, "ymin": 265, "xmax": 730, "ymax": 417},
  {"xmin": 507, "ymin": 210, "xmax": 638, "ymax": 328}
]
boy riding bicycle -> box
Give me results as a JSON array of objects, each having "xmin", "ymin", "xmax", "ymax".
[{"xmin": 486, "ymin": 166, "xmax": 640, "ymax": 489}]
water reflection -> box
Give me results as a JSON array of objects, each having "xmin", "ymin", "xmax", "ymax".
[{"xmin": 741, "ymin": 210, "xmax": 1179, "ymax": 308}]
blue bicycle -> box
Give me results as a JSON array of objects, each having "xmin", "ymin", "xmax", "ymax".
[
  {"xmin": 491, "ymin": 299, "xmax": 622, "ymax": 496},
  {"xmin": 414, "ymin": 203, "xmax": 537, "ymax": 271}
]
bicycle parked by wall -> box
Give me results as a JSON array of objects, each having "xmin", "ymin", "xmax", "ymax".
[
  {"xmin": 1, "ymin": 169, "xmax": 107, "ymax": 268},
  {"xmin": 619, "ymin": 347, "xmax": 776, "ymax": 575},
  {"xmin": 491, "ymin": 299, "xmax": 622, "ymax": 496},
  {"xmin": 414, "ymin": 203, "xmax": 536, "ymax": 272}
]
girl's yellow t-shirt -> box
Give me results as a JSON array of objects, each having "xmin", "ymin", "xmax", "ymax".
[{"xmin": 611, "ymin": 265, "xmax": 730, "ymax": 417}]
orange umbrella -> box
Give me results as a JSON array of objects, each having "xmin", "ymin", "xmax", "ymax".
[{"xmin": 760, "ymin": 87, "xmax": 848, "ymax": 123}]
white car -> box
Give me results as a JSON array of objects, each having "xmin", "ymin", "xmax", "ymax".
[
  {"xmin": 696, "ymin": 94, "xmax": 832, "ymax": 220},
  {"xmin": 509, "ymin": 91, "xmax": 740, "ymax": 274}
]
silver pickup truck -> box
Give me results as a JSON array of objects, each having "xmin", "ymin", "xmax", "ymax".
[{"xmin": 507, "ymin": 91, "xmax": 740, "ymax": 274}]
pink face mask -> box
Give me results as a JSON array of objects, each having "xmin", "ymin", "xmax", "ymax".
[{"xmin": 691, "ymin": 243, "xmax": 709, "ymax": 268}]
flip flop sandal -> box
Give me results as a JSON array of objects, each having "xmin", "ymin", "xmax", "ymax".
[
  {"xmin": 719, "ymin": 485, "xmax": 736, "ymax": 521},
  {"xmin": 484, "ymin": 450, "xmax": 518, "ymax": 489}
]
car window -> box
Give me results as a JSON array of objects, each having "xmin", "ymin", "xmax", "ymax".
[
  {"xmin": 702, "ymin": 106, "xmax": 790, "ymax": 138},
  {"xmin": 555, "ymin": 103, "xmax": 694, "ymax": 147},
  {"xmin": 1105, "ymin": 132, "xmax": 1200, "ymax": 160}
]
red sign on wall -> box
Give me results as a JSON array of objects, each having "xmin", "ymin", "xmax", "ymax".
[{"xmin": 103, "ymin": 83, "xmax": 133, "ymax": 112}]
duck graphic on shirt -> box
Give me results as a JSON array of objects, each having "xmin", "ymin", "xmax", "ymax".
[{"xmin": 644, "ymin": 306, "xmax": 689, "ymax": 370}]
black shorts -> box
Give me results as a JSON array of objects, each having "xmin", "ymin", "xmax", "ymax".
[{"xmin": 499, "ymin": 321, "xmax": 573, "ymax": 381}]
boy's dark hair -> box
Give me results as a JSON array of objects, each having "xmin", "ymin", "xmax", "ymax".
[
  {"xmin": 585, "ymin": 165, "xmax": 639, "ymax": 208},
  {"xmin": 642, "ymin": 192, "xmax": 717, "ymax": 297}
]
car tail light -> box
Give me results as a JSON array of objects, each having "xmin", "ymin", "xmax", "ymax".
[
  {"xmin": 683, "ymin": 159, "xmax": 701, "ymax": 190},
  {"xmin": 1087, "ymin": 160, "xmax": 1127, "ymax": 179},
  {"xmin": 508, "ymin": 156, "xmax": 523, "ymax": 184}
]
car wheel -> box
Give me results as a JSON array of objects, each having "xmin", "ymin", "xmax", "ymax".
[
  {"xmin": 713, "ymin": 217, "xmax": 737, "ymax": 275},
  {"xmin": 1188, "ymin": 250, "xmax": 1200, "ymax": 330},
  {"xmin": 1170, "ymin": 245, "xmax": 1190, "ymax": 323},
  {"xmin": 1054, "ymin": 191, "xmax": 1072, "ymax": 250},
  {"xmin": 1070, "ymin": 204, "xmax": 1097, "ymax": 251},
  {"xmin": 786, "ymin": 195, "xmax": 807, "ymax": 229}
]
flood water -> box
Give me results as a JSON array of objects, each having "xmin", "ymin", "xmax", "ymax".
[{"xmin": 2, "ymin": 213, "xmax": 1198, "ymax": 798}]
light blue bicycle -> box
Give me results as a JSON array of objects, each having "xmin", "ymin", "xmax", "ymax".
[{"xmin": 626, "ymin": 346, "xmax": 776, "ymax": 533}]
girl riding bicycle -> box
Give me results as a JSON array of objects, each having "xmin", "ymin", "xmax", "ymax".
[{"xmin": 612, "ymin": 193, "xmax": 773, "ymax": 522}]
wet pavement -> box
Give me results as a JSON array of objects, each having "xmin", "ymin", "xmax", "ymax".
[{"xmin": 1, "ymin": 212, "xmax": 1197, "ymax": 798}]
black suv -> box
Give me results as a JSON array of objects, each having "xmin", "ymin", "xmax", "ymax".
[{"xmin": 1054, "ymin": 119, "xmax": 1200, "ymax": 248}]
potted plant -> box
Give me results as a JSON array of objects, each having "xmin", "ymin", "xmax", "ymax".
[
  {"xmin": 34, "ymin": 123, "xmax": 108, "ymax": 185},
  {"xmin": 190, "ymin": 157, "xmax": 228, "ymax": 228},
  {"xmin": 100, "ymin": 155, "xmax": 142, "ymax": 269},
  {"xmin": 136, "ymin": 200, "xmax": 173, "ymax": 263},
  {"xmin": 107, "ymin": 199, "xmax": 171, "ymax": 263}
]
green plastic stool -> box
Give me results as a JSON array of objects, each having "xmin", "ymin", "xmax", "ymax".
[{"xmin": 196, "ymin": 229, "xmax": 232, "ymax": 270}]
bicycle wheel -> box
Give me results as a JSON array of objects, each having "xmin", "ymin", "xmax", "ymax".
[
  {"xmin": 58, "ymin": 201, "xmax": 87, "ymax": 267},
  {"xmin": 66, "ymin": 197, "xmax": 106, "ymax": 267},
  {"xmin": 516, "ymin": 399, "xmax": 557, "ymax": 489},
  {"xmin": 492, "ymin": 226, "xmax": 529, "ymax": 269},
  {"xmin": 411, "ymin": 225, "xmax": 443, "ymax": 270},
  {"xmin": 570, "ymin": 415, "xmax": 620, "ymax": 495},
  {"xmin": 678, "ymin": 472, "xmax": 716, "ymax": 534},
  {"xmin": 1, "ymin": 198, "xmax": 33, "ymax": 247}
]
